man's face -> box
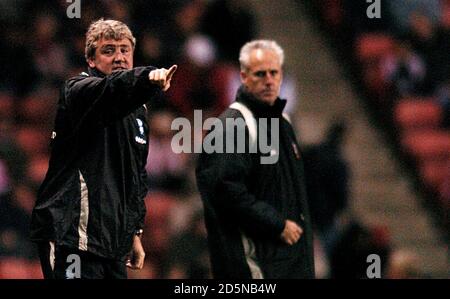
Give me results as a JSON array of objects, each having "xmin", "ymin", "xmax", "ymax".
[
  {"xmin": 240, "ymin": 49, "xmax": 283, "ymax": 105},
  {"xmin": 88, "ymin": 37, "xmax": 134, "ymax": 75}
]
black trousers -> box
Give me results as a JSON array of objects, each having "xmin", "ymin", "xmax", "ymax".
[{"xmin": 37, "ymin": 242, "xmax": 127, "ymax": 279}]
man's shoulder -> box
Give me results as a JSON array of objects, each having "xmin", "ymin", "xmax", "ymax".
[
  {"xmin": 217, "ymin": 106, "xmax": 246, "ymax": 122},
  {"xmin": 67, "ymin": 71, "xmax": 90, "ymax": 82},
  {"xmin": 67, "ymin": 71, "xmax": 88, "ymax": 79},
  {"xmin": 64, "ymin": 72, "xmax": 103, "ymax": 93}
]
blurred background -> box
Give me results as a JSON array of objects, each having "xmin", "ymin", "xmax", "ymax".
[{"xmin": 0, "ymin": 0, "xmax": 448, "ymax": 279}]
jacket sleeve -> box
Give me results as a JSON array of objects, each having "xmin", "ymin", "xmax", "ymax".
[
  {"xmin": 196, "ymin": 118, "xmax": 286, "ymax": 239},
  {"xmin": 136, "ymin": 165, "xmax": 148, "ymax": 231},
  {"xmin": 65, "ymin": 66, "xmax": 162, "ymax": 128}
]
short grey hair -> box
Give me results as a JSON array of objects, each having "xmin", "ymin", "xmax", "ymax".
[
  {"xmin": 85, "ymin": 18, "xmax": 136, "ymax": 60},
  {"xmin": 239, "ymin": 40, "xmax": 284, "ymax": 71}
]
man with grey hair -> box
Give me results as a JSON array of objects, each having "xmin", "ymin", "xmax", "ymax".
[
  {"xmin": 30, "ymin": 19, "xmax": 177, "ymax": 279},
  {"xmin": 196, "ymin": 40, "xmax": 315, "ymax": 278}
]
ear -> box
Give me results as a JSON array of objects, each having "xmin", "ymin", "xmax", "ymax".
[
  {"xmin": 240, "ymin": 70, "xmax": 248, "ymax": 84},
  {"xmin": 87, "ymin": 58, "xmax": 96, "ymax": 69}
]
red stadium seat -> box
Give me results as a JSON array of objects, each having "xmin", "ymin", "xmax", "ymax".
[
  {"xmin": 355, "ymin": 33, "xmax": 395, "ymax": 63},
  {"xmin": 401, "ymin": 129, "xmax": 450, "ymax": 161},
  {"xmin": 0, "ymin": 258, "xmax": 43, "ymax": 279},
  {"xmin": 27, "ymin": 154, "xmax": 50, "ymax": 186},
  {"xmin": 394, "ymin": 98, "xmax": 443, "ymax": 131},
  {"xmin": 14, "ymin": 125, "xmax": 50, "ymax": 158},
  {"xmin": 419, "ymin": 160, "xmax": 449, "ymax": 191},
  {"xmin": 355, "ymin": 34, "xmax": 396, "ymax": 100},
  {"xmin": 19, "ymin": 92, "xmax": 57, "ymax": 126}
]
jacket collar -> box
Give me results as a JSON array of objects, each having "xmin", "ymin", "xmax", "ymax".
[
  {"xmin": 235, "ymin": 85, "xmax": 286, "ymax": 117},
  {"xmin": 87, "ymin": 67, "xmax": 106, "ymax": 78}
]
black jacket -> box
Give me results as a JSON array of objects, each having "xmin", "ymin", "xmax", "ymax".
[
  {"xmin": 30, "ymin": 67, "xmax": 161, "ymax": 260},
  {"xmin": 196, "ymin": 87, "xmax": 315, "ymax": 279}
]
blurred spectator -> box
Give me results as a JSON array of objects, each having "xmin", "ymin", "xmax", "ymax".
[
  {"xmin": 432, "ymin": 3, "xmax": 450, "ymax": 86},
  {"xmin": 165, "ymin": 34, "xmax": 237, "ymax": 118},
  {"xmin": 0, "ymin": 24, "xmax": 38, "ymax": 96},
  {"xmin": 31, "ymin": 12, "xmax": 70, "ymax": 87},
  {"xmin": 385, "ymin": 249, "xmax": 424, "ymax": 279},
  {"xmin": 168, "ymin": 190, "xmax": 204, "ymax": 236},
  {"xmin": 406, "ymin": 11, "xmax": 441, "ymax": 94},
  {"xmin": 339, "ymin": 0, "xmax": 392, "ymax": 43},
  {"xmin": 303, "ymin": 121, "xmax": 350, "ymax": 257},
  {"xmin": 135, "ymin": 30, "xmax": 168, "ymax": 67},
  {"xmin": 162, "ymin": 0, "xmax": 207, "ymax": 64},
  {"xmin": 313, "ymin": 235, "xmax": 331, "ymax": 279},
  {"xmin": 102, "ymin": 0, "xmax": 133, "ymax": 25},
  {"xmin": 162, "ymin": 210, "xmax": 211, "ymax": 278},
  {"xmin": 0, "ymin": 160, "xmax": 9, "ymax": 196},
  {"xmin": 0, "ymin": 189, "xmax": 35, "ymax": 259},
  {"xmin": 435, "ymin": 79, "xmax": 450, "ymax": 128},
  {"xmin": 438, "ymin": 160, "xmax": 450, "ymax": 215},
  {"xmin": 142, "ymin": 192, "xmax": 179, "ymax": 277},
  {"xmin": 0, "ymin": 95, "xmax": 28, "ymax": 185},
  {"xmin": 201, "ymin": 0, "xmax": 257, "ymax": 62},
  {"xmin": 329, "ymin": 219, "xmax": 390, "ymax": 279},
  {"xmin": 146, "ymin": 109, "xmax": 191, "ymax": 193},
  {"xmin": 387, "ymin": 0, "xmax": 441, "ymax": 35},
  {"xmin": 380, "ymin": 39, "xmax": 427, "ymax": 98}
]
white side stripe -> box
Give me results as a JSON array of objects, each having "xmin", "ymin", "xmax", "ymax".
[
  {"xmin": 78, "ymin": 171, "xmax": 89, "ymax": 251},
  {"xmin": 49, "ymin": 241, "xmax": 55, "ymax": 271},
  {"xmin": 282, "ymin": 113, "xmax": 292, "ymax": 124},
  {"xmin": 240, "ymin": 231, "xmax": 264, "ymax": 279},
  {"xmin": 230, "ymin": 102, "xmax": 258, "ymax": 150}
]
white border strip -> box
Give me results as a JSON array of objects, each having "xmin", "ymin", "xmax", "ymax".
[{"xmin": 78, "ymin": 171, "xmax": 89, "ymax": 251}]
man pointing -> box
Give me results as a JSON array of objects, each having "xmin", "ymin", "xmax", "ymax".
[{"xmin": 30, "ymin": 19, "xmax": 177, "ymax": 279}]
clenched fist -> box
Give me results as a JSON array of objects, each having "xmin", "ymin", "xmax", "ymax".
[{"xmin": 280, "ymin": 220, "xmax": 303, "ymax": 245}]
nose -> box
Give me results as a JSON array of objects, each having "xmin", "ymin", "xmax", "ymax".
[
  {"xmin": 114, "ymin": 50, "xmax": 125, "ymax": 63},
  {"xmin": 264, "ymin": 73, "xmax": 275, "ymax": 85}
]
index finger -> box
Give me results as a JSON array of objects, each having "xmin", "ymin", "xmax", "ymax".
[{"xmin": 167, "ymin": 64, "xmax": 178, "ymax": 78}]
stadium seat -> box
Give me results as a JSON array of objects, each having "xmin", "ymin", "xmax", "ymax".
[
  {"xmin": 14, "ymin": 125, "xmax": 50, "ymax": 158},
  {"xmin": 394, "ymin": 98, "xmax": 443, "ymax": 131},
  {"xmin": 401, "ymin": 129, "xmax": 450, "ymax": 161},
  {"xmin": 355, "ymin": 33, "xmax": 395, "ymax": 63},
  {"xmin": 27, "ymin": 154, "xmax": 50, "ymax": 186},
  {"xmin": 19, "ymin": 92, "xmax": 57, "ymax": 126},
  {"xmin": 0, "ymin": 258, "xmax": 43, "ymax": 279},
  {"xmin": 419, "ymin": 160, "xmax": 449, "ymax": 191}
]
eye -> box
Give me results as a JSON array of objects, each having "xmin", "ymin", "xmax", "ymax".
[
  {"xmin": 102, "ymin": 47, "xmax": 114, "ymax": 55},
  {"xmin": 270, "ymin": 70, "xmax": 279, "ymax": 76},
  {"xmin": 255, "ymin": 71, "xmax": 266, "ymax": 78}
]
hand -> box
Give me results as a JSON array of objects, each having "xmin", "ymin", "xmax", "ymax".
[
  {"xmin": 126, "ymin": 235, "xmax": 146, "ymax": 270},
  {"xmin": 148, "ymin": 64, "xmax": 177, "ymax": 91},
  {"xmin": 280, "ymin": 220, "xmax": 303, "ymax": 245}
]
